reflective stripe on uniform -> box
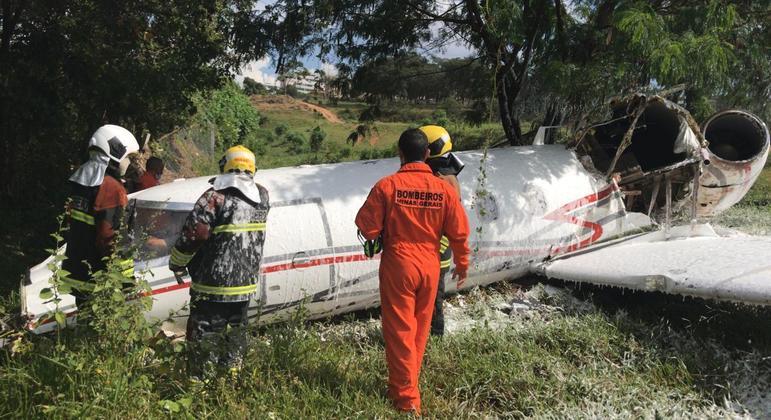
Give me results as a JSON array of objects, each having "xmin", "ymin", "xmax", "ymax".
[
  {"xmin": 170, "ymin": 247, "xmax": 194, "ymax": 267},
  {"xmin": 118, "ymin": 258, "xmax": 134, "ymax": 277},
  {"xmin": 439, "ymin": 236, "xmax": 449, "ymax": 253},
  {"xmin": 212, "ymin": 223, "xmax": 266, "ymax": 234},
  {"xmin": 62, "ymin": 277, "xmax": 95, "ymax": 291},
  {"xmin": 440, "ymin": 260, "xmax": 452, "ymax": 269},
  {"xmin": 70, "ymin": 209, "xmax": 95, "ymax": 225},
  {"xmin": 190, "ymin": 283, "xmax": 258, "ymax": 296}
]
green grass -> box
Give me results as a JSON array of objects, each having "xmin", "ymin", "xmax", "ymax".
[
  {"xmin": 714, "ymin": 166, "xmax": 771, "ymax": 235},
  {"xmin": 3, "ymin": 282, "xmax": 770, "ymax": 417}
]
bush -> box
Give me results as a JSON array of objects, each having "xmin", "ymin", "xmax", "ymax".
[
  {"xmin": 358, "ymin": 148, "xmax": 374, "ymax": 160},
  {"xmin": 359, "ymin": 105, "xmax": 380, "ymax": 122},
  {"xmin": 275, "ymin": 124, "xmax": 289, "ymax": 137},
  {"xmin": 285, "ymin": 85, "xmax": 300, "ymax": 98},
  {"xmin": 285, "ymin": 132, "xmax": 306, "ymax": 153},
  {"xmin": 339, "ymin": 108, "xmax": 356, "ymax": 121},
  {"xmin": 252, "ymin": 142, "xmax": 267, "ymax": 156},
  {"xmin": 450, "ymin": 125, "xmax": 503, "ymax": 151},
  {"xmin": 322, "ymin": 143, "xmax": 341, "ymax": 163},
  {"xmin": 439, "ymin": 97, "xmax": 464, "ymax": 119},
  {"xmin": 309, "ymin": 126, "xmax": 326, "ymax": 153},
  {"xmin": 193, "ymin": 82, "xmax": 261, "ymax": 150},
  {"xmin": 465, "ymin": 99, "xmax": 492, "ymax": 126}
]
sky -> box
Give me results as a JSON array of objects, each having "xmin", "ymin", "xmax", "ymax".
[
  {"xmin": 234, "ymin": 1, "xmax": 476, "ymax": 87},
  {"xmin": 235, "ymin": 38, "xmax": 476, "ymax": 87}
]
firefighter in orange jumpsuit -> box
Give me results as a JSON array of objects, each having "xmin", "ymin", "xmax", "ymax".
[{"xmin": 355, "ymin": 128, "xmax": 470, "ymax": 414}]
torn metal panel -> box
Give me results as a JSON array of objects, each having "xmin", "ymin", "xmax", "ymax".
[{"xmin": 571, "ymin": 94, "xmax": 707, "ymax": 221}]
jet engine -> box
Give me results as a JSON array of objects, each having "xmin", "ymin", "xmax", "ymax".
[{"xmin": 696, "ymin": 110, "xmax": 770, "ymax": 217}]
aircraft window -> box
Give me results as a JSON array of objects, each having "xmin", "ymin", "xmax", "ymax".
[{"xmin": 129, "ymin": 207, "xmax": 188, "ymax": 259}]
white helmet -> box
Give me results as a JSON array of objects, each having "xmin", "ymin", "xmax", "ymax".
[{"xmin": 88, "ymin": 124, "xmax": 140, "ymax": 163}]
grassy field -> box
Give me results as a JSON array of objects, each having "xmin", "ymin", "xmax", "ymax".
[
  {"xmin": 1, "ymin": 98, "xmax": 769, "ymax": 418},
  {"xmin": 249, "ymin": 96, "xmax": 505, "ymax": 169},
  {"xmin": 2, "ymin": 276, "xmax": 770, "ymax": 417}
]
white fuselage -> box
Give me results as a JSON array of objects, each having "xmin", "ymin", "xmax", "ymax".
[{"xmin": 23, "ymin": 145, "xmax": 652, "ymax": 333}]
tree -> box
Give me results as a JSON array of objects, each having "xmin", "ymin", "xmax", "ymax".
[
  {"xmin": 277, "ymin": 59, "xmax": 308, "ymax": 96},
  {"xmin": 242, "ymin": 77, "xmax": 267, "ymax": 96},
  {"xmin": 193, "ymin": 81, "xmax": 262, "ymax": 150},
  {"xmin": 232, "ymin": 0, "xmax": 758, "ymax": 145},
  {"xmin": 0, "ymin": 0, "xmax": 252, "ymax": 202},
  {"xmin": 309, "ymin": 125, "xmax": 326, "ymax": 152}
]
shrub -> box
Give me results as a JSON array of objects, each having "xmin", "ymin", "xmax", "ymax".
[
  {"xmin": 192, "ymin": 82, "xmax": 261, "ymax": 150},
  {"xmin": 286, "ymin": 132, "xmax": 306, "ymax": 153},
  {"xmin": 309, "ymin": 126, "xmax": 326, "ymax": 153},
  {"xmin": 358, "ymin": 148, "xmax": 373, "ymax": 160},
  {"xmin": 439, "ymin": 97, "xmax": 464, "ymax": 119},
  {"xmin": 275, "ymin": 123, "xmax": 289, "ymax": 137},
  {"xmin": 359, "ymin": 105, "xmax": 380, "ymax": 122}
]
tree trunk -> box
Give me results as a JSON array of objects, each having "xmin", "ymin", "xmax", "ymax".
[
  {"xmin": 495, "ymin": 68, "xmax": 523, "ymax": 146},
  {"xmin": 541, "ymin": 101, "xmax": 564, "ymax": 144}
]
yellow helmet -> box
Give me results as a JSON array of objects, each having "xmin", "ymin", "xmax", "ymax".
[
  {"xmin": 219, "ymin": 145, "xmax": 256, "ymax": 174},
  {"xmin": 419, "ymin": 125, "xmax": 452, "ymax": 158}
]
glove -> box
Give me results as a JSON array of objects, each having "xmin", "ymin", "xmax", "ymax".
[
  {"xmin": 453, "ymin": 267, "xmax": 468, "ymax": 288},
  {"xmin": 169, "ymin": 263, "xmax": 187, "ymax": 285},
  {"xmin": 357, "ymin": 230, "xmax": 383, "ymax": 258}
]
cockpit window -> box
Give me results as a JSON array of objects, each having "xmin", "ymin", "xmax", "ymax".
[{"xmin": 127, "ymin": 204, "xmax": 189, "ymax": 260}]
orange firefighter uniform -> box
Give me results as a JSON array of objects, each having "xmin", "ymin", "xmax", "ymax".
[
  {"xmin": 135, "ymin": 170, "xmax": 160, "ymax": 191},
  {"xmin": 355, "ymin": 162, "xmax": 470, "ymax": 413}
]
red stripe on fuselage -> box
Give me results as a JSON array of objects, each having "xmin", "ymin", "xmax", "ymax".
[
  {"xmin": 32, "ymin": 186, "xmax": 620, "ymax": 329},
  {"xmin": 543, "ymin": 183, "xmax": 619, "ymax": 254}
]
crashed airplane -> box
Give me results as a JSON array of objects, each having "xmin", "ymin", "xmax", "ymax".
[{"xmin": 21, "ymin": 94, "xmax": 771, "ymax": 334}]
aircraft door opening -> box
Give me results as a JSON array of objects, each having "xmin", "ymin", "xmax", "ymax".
[{"xmin": 258, "ymin": 199, "xmax": 335, "ymax": 317}]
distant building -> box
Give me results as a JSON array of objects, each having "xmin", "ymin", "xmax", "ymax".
[{"xmin": 280, "ymin": 74, "xmax": 320, "ymax": 95}]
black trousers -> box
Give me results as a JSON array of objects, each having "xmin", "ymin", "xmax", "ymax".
[
  {"xmin": 186, "ymin": 297, "xmax": 249, "ymax": 377},
  {"xmin": 431, "ymin": 266, "xmax": 448, "ymax": 336}
]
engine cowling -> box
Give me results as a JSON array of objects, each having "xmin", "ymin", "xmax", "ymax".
[{"xmin": 697, "ymin": 110, "xmax": 769, "ymax": 217}]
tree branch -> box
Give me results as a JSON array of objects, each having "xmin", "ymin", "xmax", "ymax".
[{"xmin": 402, "ymin": 1, "xmax": 471, "ymax": 26}]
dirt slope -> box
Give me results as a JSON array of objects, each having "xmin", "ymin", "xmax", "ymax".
[{"xmin": 250, "ymin": 95, "xmax": 343, "ymax": 123}]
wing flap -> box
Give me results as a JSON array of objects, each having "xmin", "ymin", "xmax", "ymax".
[{"xmin": 538, "ymin": 228, "xmax": 771, "ymax": 305}]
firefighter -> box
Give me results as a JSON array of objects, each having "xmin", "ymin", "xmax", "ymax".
[
  {"xmin": 355, "ymin": 128, "xmax": 470, "ymax": 414},
  {"xmin": 418, "ymin": 125, "xmax": 464, "ymax": 337},
  {"xmin": 168, "ymin": 145, "xmax": 269, "ymax": 378},
  {"xmin": 135, "ymin": 156, "xmax": 164, "ymax": 191},
  {"xmin": 63, "ymin": 125, "xmax": 140, "ymax": 309}
]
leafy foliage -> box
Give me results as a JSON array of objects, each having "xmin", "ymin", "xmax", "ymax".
[
  {"xmin": 192, "ymin": 82, "xmax": 262, "ymax": 150},
  {"xmin": 242, "ymin": 77, "xmax": 268, "ymax": 96},
  {"xmin": 239, "ymin": 0, "xmax": 766, "ymax": 143},
  {"xmin": 285, "ymin": 132, "xmax": 306, "ymax": 153},
  {"xmin": 309, "ymin": 126, "xmax": 326, "ymax": 153},
  {"xmin": 0, "ymin": 0, "xmax": 253, "ymax": 202}
]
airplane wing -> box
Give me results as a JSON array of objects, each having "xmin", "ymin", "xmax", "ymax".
[{"xmin": 536, "ymin": 224, "xmax": 771, "ymax": 305}]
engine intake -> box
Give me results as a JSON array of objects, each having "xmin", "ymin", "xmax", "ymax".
[{"xmin": 697, "ymin": 110, "xmax": 769, "ymax": 216}]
